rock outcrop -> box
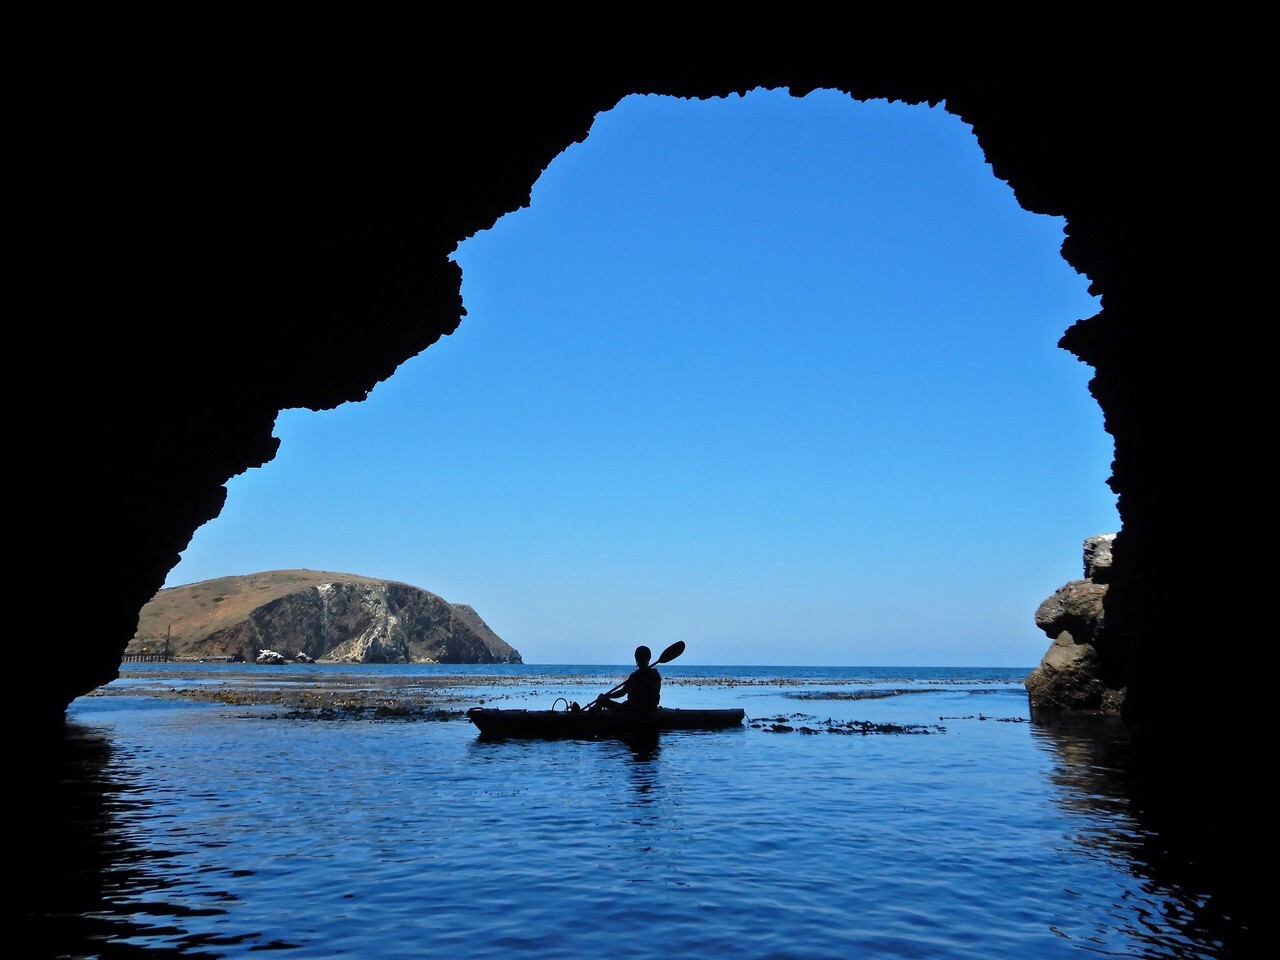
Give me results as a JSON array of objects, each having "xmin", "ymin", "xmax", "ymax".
[
  {"xmin": 1025, "ymin": 535, "xmax": 1119, "ymax": 714},
  {"xmin": 129, "ymin": 570, "xmax": 522, "ymax": 665}
]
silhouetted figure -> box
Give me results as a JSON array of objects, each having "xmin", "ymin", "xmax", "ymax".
[{"xmin": 593, "ymin": 645, "xmax": 661, "ymax": 713}]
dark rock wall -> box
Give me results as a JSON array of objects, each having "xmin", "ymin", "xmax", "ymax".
[
  {"xmin": 30, "ymin": 38, "xmax": 1253, "ymax": 936},
  {"xmin": 45, "ymin": 45, "xmax": 1233, "ymax": 740}
]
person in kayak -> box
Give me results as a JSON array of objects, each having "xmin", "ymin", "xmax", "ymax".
[{"xmin": 593, "ymin": 645, "xmax": 662, "ymax": 712}]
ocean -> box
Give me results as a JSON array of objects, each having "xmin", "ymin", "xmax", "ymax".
[{"xmin": 26, "ymin": 664, "xmax": 1245, "ymax": 959}]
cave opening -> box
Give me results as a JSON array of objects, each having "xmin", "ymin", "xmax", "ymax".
[{"xmin": 163, "ymin": 89, "xmax": 1119, "ymax": 668}]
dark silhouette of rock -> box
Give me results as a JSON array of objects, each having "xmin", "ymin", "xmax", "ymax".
[
  {"xmin": 44, "ymin": 51, "xmax": 1224, "ymax": 738},
  {"xmin": 28, "ymin": 44, "xmax": 1253, "ymax": 935}
]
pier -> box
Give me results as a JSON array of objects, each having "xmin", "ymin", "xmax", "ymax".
[{"xmin": 124, "ymin": 626, "xmax": 173, "ymax": 662}]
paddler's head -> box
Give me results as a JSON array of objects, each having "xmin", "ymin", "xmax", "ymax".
[{"xmin": 635, "ymin": 645, "xmax": 652, "ymax": 668}]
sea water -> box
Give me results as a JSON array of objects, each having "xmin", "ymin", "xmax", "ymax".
[{"xmin": 26, "ymin": 665, "xmax": 1242, "ymax": 959}]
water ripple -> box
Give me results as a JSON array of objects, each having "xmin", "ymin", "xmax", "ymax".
[{"xmin": 28, "ymin": 667, "xmax": 1244, "ymax": 959}]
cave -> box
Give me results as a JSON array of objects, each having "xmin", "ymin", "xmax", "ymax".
[{"xmin": 41, "ymin": 44, "xmax": 1249, "ymax": 928}]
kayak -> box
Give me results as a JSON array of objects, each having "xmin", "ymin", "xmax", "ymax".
[{"xmin": 467, "ymin": 706, "xmax": 746, "ymax": 740}]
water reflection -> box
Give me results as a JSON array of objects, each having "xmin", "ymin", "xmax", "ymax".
[
  {"xmin": 30, "ymin": 696, "xmax": 1253, "ymax": 960},
  {"xmin": 621, "ymin": 736, "xmax": 662, "ymax": 816},
  {"xmin": 1030, "ymin": 714, "xmax": 1251, "ymax": 958},
  {"xmin": 23, "ymin": 721, "xmax": 231, "ymax": 959},
  {"xmin": 622, "ymin": 731, "xmax": 661, "ymax": 765}
]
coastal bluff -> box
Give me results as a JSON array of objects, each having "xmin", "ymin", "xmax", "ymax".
[{"xmin": 130, "ymin": 570, "xmax": 522, "ymax": 665}]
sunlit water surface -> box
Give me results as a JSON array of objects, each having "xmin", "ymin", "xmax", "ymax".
[{"xmin": 29, "ymin": 665, "xmax": 1239, "ymax": 959}]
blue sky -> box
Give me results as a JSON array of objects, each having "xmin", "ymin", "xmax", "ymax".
[{"xmin": 164, "ymin": 89, "xmax": 1119, "ymax": 667}]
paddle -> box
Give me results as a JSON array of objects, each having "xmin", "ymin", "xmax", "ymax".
[{"xmin": 584, "ymin": 641, "xmax": 685, "ymax": 710}]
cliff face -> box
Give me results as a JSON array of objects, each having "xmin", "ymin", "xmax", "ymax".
[{"xmin": 130, "ymin": 571, "xmax": 522, "ymax": 665}]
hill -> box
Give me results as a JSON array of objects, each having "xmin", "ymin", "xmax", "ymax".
[{"xmin": 128, "ymin": 570, "xmax": 522, "ymax": 664}]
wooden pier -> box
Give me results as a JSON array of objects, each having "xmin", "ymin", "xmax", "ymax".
[{"xmin": 124, "ymin": 626, "xmax": 173, "ymax": 662}]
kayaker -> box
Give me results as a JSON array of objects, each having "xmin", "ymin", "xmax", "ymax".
[{"xmin": 593, "ymin": 645, "xmax": 662, "ymax": 713}]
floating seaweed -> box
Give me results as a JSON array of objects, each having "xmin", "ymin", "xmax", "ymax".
[{"xmin": 748, "ymin": 713, "xmax": 944, "ymax": 735}]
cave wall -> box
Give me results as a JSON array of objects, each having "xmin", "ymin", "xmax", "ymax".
[{"xmin": 44, "ymin": 45, "xmax": 1224, "ymax": 741}]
